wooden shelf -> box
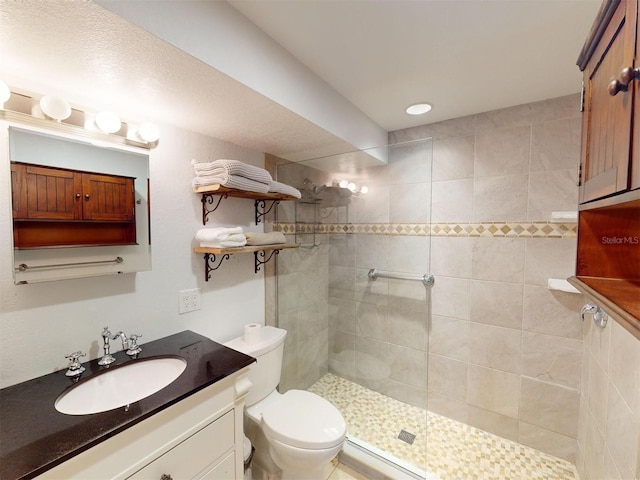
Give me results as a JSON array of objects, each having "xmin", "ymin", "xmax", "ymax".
[
  {"xmin": 194, "ymin": 244, "xmax": 298, "ymax": 281},
  {"xmin": 193, "ymin": 184, "xmax": 298, "ymax": 201},
  {"xmin": 193, "ymin": 244, "xmax": 299, "ymax": 255},
  {"xmin": 568, "ymin": 276, "xmax": 640, "ymax": 340},
  {"xmin": 194, "ymin": 184, "xmax": 298, "ymax": 225}
]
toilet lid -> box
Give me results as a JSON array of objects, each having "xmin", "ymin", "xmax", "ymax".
[{"xmin": 261, "ymin": 390, "xmax": 346, "ymax": 449}]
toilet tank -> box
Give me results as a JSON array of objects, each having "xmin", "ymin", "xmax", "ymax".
[{"xmin": 224, "ymin": 326, "xmax": 287, "ymax": 407}]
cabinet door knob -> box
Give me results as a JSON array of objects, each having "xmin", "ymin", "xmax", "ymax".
[
  {"xmin": 85, "ymin": 194, "xmax": 90, "ymax": 200},
  {"xmin": 75, "ymin": 193, "xmax": 81, "ymax": 199},
  {"xmin": 160, "ymin": 475, "xmax": 173, "ymax": 480},
  {"xmin": 608, "ymin": 66, "xmax": 640, "ymax": 96}
]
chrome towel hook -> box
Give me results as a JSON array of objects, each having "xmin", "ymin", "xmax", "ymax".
[{"xmin": 580, "ymin": 303, "xmax": 608, "ymax": 328}]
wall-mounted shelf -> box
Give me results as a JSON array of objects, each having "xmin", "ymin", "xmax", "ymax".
[
  {"xmin": 194, "ymin": 244, "xmax": 298, "ymax": 281},
  {"xmin": 193, "ymin": 184, "xmax": 298, "ymax": 225}
]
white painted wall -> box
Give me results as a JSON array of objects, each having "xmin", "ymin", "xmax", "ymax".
[{"xmin": 0, "ymin": 122, "xmax": 267, "ymax": 388}]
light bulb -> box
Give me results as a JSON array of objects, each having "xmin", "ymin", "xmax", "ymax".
[
  {"xmin": 348, "ymin": 182, "xmax": 357, "ymax": 192},
  {"xmin": 406, "ymin": 103, "xmax": 432, "ymax": 115},
  {"xmin": 95, "ymin": 111, "xmax": 121, "ymax": 134},
  {"xmin": 137, "ymin": 122, "xmax": 160, "ymax": 142},
  {"xmin": 339, "ymin": 179, "xmax": 349, "ymax": 189},
  {"xmin": 359, "ymin": 185, "xmax": 369, "ymax": 194},
  {"xmin": 0, "ymin": 80, "xmax": 10, "ymax": 104}
]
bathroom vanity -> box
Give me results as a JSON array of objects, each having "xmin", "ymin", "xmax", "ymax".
[{"xmin": 0, "ymin": 331, "xmax": 255, "ymax": 480}]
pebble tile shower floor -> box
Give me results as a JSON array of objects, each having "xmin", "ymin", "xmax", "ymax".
[{"xmin": 309, "ymin": 374, "xmax": 578, "ymax": 480}]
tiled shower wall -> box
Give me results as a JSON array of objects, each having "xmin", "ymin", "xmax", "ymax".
[{"xmin": 267, "ymin": 95, "xmax": 639, "ymax": 468}]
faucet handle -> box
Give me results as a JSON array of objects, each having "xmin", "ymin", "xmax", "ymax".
[
  {"xmin": 126, "ymin": 334, "xmax": 143, "ymax": 357},
  {"xmin": 64, "ymin": 351, "xmax": 86, "ymax": 377}
]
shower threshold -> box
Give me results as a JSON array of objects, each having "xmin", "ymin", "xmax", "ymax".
[{"xmin": 340, "ymin": 434, "xmax": 440, "ymax": 480}]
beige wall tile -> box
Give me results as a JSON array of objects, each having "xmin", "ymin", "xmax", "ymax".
[
  {"xmin": 527, "ymin": 169, "xmax": 579, "ymax": 221},
  {"xmin": 355, "ymin": 234, "xmax": 390, "ymax": 270},
  {"xmin": 530, "ymin": 94, "xmax": 581, "ymax": 124},
  {"xmin": 388, "ymin": 235, "xmax": 430, "ymax": 274},
  {"xmin": 476, "ymin": 103, "xmax": 532, "ymax": 131},
  {"xmin": 429, "ymin": 315, "xmax": 470, "ymax": 362},
  {"xmin": 522, "ymin": 286, "xmax": 583, "ymax": 339},
  {"xmin": 389, "ymin": 344, "xmax": 427, "ymax": 389},
  {"xmin": 427, "ymin": 392, "xmax": 469, "ymax": 425},
  {"xmin": 473, "ymin": 174, "xmax": 529, "ymax": 221},
  {"xmin": 350, "ymin": 184, "xmax": 390, "ymax": 223},
  {"xmin": 429, "ymin": 114, "xmax": 476, "ymax": 140},
  {"xmin": 587, "ymin": 353, "xmax": 609, "ymax": 435},
  {"xmin": 431, "ymin": 276, "xmax": 470, "ymax": 320},
  {"xmin": 388, "ymin": 140, "xmax": 432, "ymax": 185},
  {"xmin": 432, "ymin": 134, "xmax": 475, "ymax": 182},
  {"xmin": 469, "ymin": 322, "xmax": 522, "ymax": 374},
  {"xmin": 431, "ymin": 178, "xmax": 473, "ymax": 223},
  {"xmin": 467, "ymin": 364, "xmax": 520, "ymax": 418},
  {"xmin": 354, "ymin": 267, "xmax": 389, "ymax": 306},
  {"xmin": 469, "ymin": 280, "xmax": 523, "ymax": 329},
  {"xmin": 524, "ymin": 238, "xmax": 577, "ymax": 287},
  {"xmin": 609, "ymin": 321, "xmax": 640, "ymax": 410},
  {"xmin": 430, "ymin": 237, "xmax": 473, "ymax": 278},
  {"xmin": 355, "ymin": 301, "xmax": 388, "ymax": 341},
  {"xmin": 383, "ymin": 378, "xmax": 428, "ymax": 409},
  {"xmin": 387, "ymin": 303, "xmax": 428, "ymax": 351},
  {"xmin": 467, "ymin": 405, "xmax": 519, "ymax": 441},
  {"xmin": 584, "ymin": 411, "xmax": 606, "ymax": 480},
  {"xmin": 530, "ymin": 117, "xmax": 581, "ymax": 172},
  {"xmin": 518, "ymin": 422, "xmax": 577, "ymax": 462},
  {"xmin": 428, "ymin": 353, "xmax": 467, "ymax": 402},
  {"xmin": 605, "ymin": 380, "xmax": 639, "ymax": 477},
  {"xmin": 475, "ymin": 125, "xmax": 531, "ymax": 177},
  {"xmin": 389, "ymin": 183, "xmax": 431, "ymax": 223},
  {"xmin": 521, "ymin": 332, "xmax": 582, "ymax": 389},
  {"xmin": 354, "ymin": 336, "xmax": 391, "ymax": 390},
  {"xmin": 471, "ymin": 237, "xmax": 525, "ymax": 283},
  {"xmin": 519, "ymin": 377, "xmax": 580, "ymax": 438},
  {"xmin": 329, "ymin": 234, "xmax": 356, "ymax": 267}
]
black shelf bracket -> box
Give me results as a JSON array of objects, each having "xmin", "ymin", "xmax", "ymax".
[
  {"xmin": 255, "ymin": 199, "xmax": 280, "ymax": 225},
  {"xmin": 254, "ymin": 249, "xmax": 280, "ymax": 273},
  {"xmin": 201, "ymin": 193, "xmax": 229, "ymax": 225},
  {"xmin": 203, "ymin": 253, "xmax": 231, "ymax": 281}
]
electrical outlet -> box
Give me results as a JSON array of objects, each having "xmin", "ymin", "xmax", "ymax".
[{"xmin": 179, "ymin": 288, "xmax": 201, "ymax": 314}]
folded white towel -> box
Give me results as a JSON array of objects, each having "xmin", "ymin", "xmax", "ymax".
[
  {"xmin": 245, "ymin": 231, "xmax": 287, "ymax": 246},
  {"xmin": 196, "ymin": 227, "xmax": 244, "ymax": 242},
  {"xmin": 267, "ymin": 180, "xmax": 302, "ymax": 199},
  {"xmin": 192, "ymin": 174, "xmax": 271, "ymax": 193},
  {"xmin": 200, "ymin": 238, "xmax": 247, "ymax": 248},
  {"xmin": 192, "ymin": 159, "xmax": 272, "ymax": 184}
]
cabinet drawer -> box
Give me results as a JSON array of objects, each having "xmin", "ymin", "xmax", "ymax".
[
  {"xmin": 200, "ymin": 452, "xmax": 235, "ymax": 480},
  {"xmin": 128, "ymin": 411, "xmax": 234, "ymax": 480}
]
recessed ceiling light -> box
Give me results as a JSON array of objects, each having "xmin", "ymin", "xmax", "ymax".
[{"xmin": 406, "ymin": 103, "xmax": 432, "ymax": 115}]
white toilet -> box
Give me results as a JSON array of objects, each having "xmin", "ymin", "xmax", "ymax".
[{"xmin": 225, "ymin": 326, "xmax": 346, "ymax": 480}]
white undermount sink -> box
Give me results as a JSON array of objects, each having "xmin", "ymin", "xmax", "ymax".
[{"xmin": 55, "ymin": 356, "xmax": 187, "ymax": 415}]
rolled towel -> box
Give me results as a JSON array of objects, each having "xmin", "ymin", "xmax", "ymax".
[
  {"xmin": 267, "ymin": 180, "xmax": 302, "ymax": 199},
  {"xmin": 196, "ymin": 227, "xmax": 243, "ymax": 243},
  {"xmin": 245, "ymin": 231, "xmax": 287, "ymax": 246},
  {"xmin": 191, "ymin": 159, "xmax": 272, "ymax": 184},
  {"xmin": 192, "ymin": 174, "xmax": 270, "ymax": 194}
]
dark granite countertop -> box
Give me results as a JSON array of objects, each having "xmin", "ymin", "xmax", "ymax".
[{"xmin": 0, "ymin": 330, "xmax": 255, "ymax": 480}]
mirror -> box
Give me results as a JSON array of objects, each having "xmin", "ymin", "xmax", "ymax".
[{"xmin": 4, "ymin": 125, "xmax": 151, "ymax": 284}]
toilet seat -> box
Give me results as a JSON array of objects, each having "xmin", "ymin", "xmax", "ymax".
[{"xmin": 261, "ymin": 390, "xmax": 346, "ymax": 450}]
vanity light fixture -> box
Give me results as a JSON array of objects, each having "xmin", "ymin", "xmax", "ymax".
[
  {"xmin": 137, "ymin": 122, "xmax": 160, "ymax": 143},
  {"xmin": 40, "ymin": 95, "xmax": 72, "ymax": 121},
  {"xmin": 0, "ymin": 80, "xmax": 10, "ymax": 104},
  {"xmin": 95, "ymin": 111, "xmax": 122, "ymax": 134},
  {"xmin": 405, "ymin": 103, "xmax": 432, "ymax": 115}
]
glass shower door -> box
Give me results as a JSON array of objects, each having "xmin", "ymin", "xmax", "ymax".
[{"xmin": 272, "ymin": 138, "xmax": 434, "ymax": 479}]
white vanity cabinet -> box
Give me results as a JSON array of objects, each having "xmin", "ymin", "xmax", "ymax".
[{"xmin": 36, "ymin": 369, "xmax": 251, "ymax": 480}]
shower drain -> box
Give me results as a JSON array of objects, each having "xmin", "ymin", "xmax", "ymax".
[{"xmin": 397, "ymin": 429, "xmax": 416, "ymax": 445}]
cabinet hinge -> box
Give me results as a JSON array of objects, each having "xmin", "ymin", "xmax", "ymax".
[{"xmin": 577, "ymin": 162, "xmax": 583, "ymax": 187}]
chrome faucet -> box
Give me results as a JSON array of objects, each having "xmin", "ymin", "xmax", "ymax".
[
  {"xmin": 98, "ymin": 327, "xmax": 142, "ymax": 365},
  {"xmin": 98, "ymin": 327, "xmax": 117, "ymax": 366}
]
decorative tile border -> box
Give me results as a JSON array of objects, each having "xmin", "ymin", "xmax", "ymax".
[{"xmin": 274, "ymin": 222, "xmax": 577, "ymax": 238}]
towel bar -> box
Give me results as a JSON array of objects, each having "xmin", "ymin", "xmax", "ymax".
[{"xmin": 368, "ymin": 269, "xmax": 434, "ymax": 287}]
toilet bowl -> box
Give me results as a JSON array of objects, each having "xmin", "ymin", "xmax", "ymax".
[{"xmin": 225, "ymin": 326, "xmax": 346, "ymax": 480}]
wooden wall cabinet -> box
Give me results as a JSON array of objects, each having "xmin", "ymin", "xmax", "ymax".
[
  {"xmin": 11, "ymin": 162, "xmax": 136, "ymax": 248},
  {"xmin": 573, "ymin": 0, "xmax": 640, "ymax": 339}
]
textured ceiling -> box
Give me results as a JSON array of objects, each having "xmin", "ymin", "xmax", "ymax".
[
  {"xmin": 0, "ymin": 1, "xmax": 359, "ymax": 161},
  {"xmin": 1, "ymin": 0, "xmax": 601, "ymax": 162}
]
